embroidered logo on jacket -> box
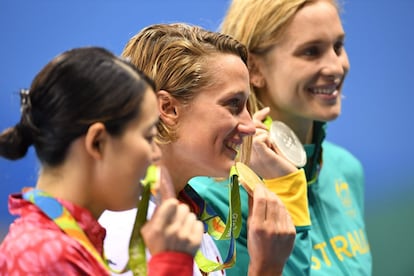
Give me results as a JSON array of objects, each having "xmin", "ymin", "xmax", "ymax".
[{"xmin": 335, "ymin": 180, "xmax": 356, "ymax": 218}]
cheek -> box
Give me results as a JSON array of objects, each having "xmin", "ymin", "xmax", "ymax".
[
  {"xmin": 134, "ymin": 145, "xmax": 154, "ymax": 180},
  {"xmin": 179, "ymin": 105, "xmax": 235, "ymax": 143},
  {"xmin": 202, "ymin": 112, "xmax": 234, "ymax": 136},
  {"xmin": 136, "ymin": 159, "xmax": 151, "ymax": 181},
  {"xmin": 118, "ymin": 137, "xmax": 153, "ymax": 179},
  {"xmin": 263, "ymin": 61, "xmax": 290, "ymax": 92}
]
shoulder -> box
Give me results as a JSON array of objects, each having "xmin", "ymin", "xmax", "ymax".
[
  {"xmin": 0, "ymin": 224, "xmax": 84, "ymax": 273},
  {"xmin": 189, "ymin": 177, "xmax": 232, "ymax": 218},
  {"xmin": 320, "ymin": 141, "xmax": 365, "ymax": 192},
  {"xmin": 2, "ymin": 222, "xmax": 75, "ymax": 254}
]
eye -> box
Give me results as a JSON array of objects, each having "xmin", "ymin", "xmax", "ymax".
[
  {"xmin": 334, "ymin": 40, "xmax": 344, "ymax": 55},
  {"xmin": 303, "ymin": 46, "xmax": 320, "ymax": 57},
  {"xmin": 145, "ymin": 135, "xmax": 155, "ymax": 143},
  {"xmin": 226, "ymin": 98, "xmax": 244, "ymax": 115},
  {"xmin": 145, "ymin": 127, "xmax": 157, "ymax": 143}
]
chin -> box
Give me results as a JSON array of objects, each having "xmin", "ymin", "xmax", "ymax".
[
  {"xmin": 315, "ymin": 114, "xmax": 339, "ymax": 123},
  {"xmin": 326, "ymin": 111, "xmax": 341, "ymax": 121},
  {"xmin": 121, "ymin": 202, "xmax": 139, "ymax": 211},
  {"xmin": 118, "ymin": 190, "xmax": 141, "ymax": 211},
  {"xmin": 314, "ymin": 107, "xmax": 341, "ymax": 122}
]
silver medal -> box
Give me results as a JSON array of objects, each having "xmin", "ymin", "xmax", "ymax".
[{"xmin": 269, "ymin": 121, "xmax": 307, "ymax": 167}]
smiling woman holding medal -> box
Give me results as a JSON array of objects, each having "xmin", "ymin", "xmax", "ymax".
[
  {"xmin": 99, "ymin": 23, "xmax": 298, "ymax": 276},
  {"xmin": 191, "ymin": 0, "xmax": 372, "ymax": 275},
  {"xmin": 0, "ymin": 47, "xmax": 203, "ymax": 275}
]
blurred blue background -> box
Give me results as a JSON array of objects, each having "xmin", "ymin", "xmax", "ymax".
[{"xmin": 0, "ymin": 1, "xmax": 412, "ymax": 275}]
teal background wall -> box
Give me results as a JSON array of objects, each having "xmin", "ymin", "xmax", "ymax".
[{"xmin": 0, "ymin": 1, "xmax": 413, "ymax": 275}]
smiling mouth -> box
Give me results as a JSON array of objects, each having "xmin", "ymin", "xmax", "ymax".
[
  {"xmin": 309, "ymin": 86, "xmax": 338, "ymax": 95},
  {"xmin": 227, "ymin": 141, "xmax": 240, "ymax": 151},
  {"xmin": 225, "ymin": 141, "xmax": 241, "ymax": 157}
]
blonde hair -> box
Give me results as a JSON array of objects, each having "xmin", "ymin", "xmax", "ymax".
[
  {"xmin": 221, "ymin": 0, "xmax": 340, "ymax": 112},
  {"xmin": 219, "ymin": 0, "xmax": 341, "ymax": 164},
  {"xmin": 122, "ymin": 23, "xmax": 251, "ymax": 161}
]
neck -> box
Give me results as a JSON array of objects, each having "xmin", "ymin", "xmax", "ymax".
[
  {"xmin": 269, "ymin": 110, "xmax": 314, "ymax": 144},
  {"xmin": 36, "ymin": 165, "xmax": 94, "ymax": 213},
  {"xmin": 158, "ymin": 146, "xmax": 192, "ymax": 195},
  {"xmin": 35, "ymin": 141, "xmax": 101, "ymax": 219}
]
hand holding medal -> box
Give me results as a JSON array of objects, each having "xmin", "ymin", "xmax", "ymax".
[
  {"xmin": 128, "ymin": 165, "xmax": 203, "ymax": 275},
  {"xmin": 234, "ymin": 162, "xmax": 296, "ymax": 274},
  {"xmin": 248, "ymin": 108, "xmax": 304, "ymax": 180}
]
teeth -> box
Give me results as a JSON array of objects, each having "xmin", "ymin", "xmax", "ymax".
[
  {"xmin": 311, "ymin": 87, "xmax": 336, "ymax": 95},
  {"xmin": 227, "ymin": 142, "xmax": 240, "ymax": 152}
]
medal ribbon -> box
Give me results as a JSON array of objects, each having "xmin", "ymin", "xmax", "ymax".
[
  {"xmin": 127, "ymin": 166, "xmax": 155, "ymax": 275},
  {"xmin": 22, "ymin": 167, "xmax": 156, "ymax": 276},
  {"xmin": 22, "ymin": 188, "xmax": 112, "ymax": 273},
  {"xmin": 304, "ymin": 121, "xmax": 325, "ymax": 184},
  {"xmin": 181, "ymin": 166, "xmax": 241, "ymax": 272}
]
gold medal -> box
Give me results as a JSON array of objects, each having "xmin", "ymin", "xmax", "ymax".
[
  {"xmin": 235, "ymin": 162, "xmax": 264, "ymax": 196},
  {"xmin": 269, "ymin": 121, "xmax": 307, "ymax": 167}
]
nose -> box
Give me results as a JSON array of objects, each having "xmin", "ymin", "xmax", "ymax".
[
  {"xmin": 321, "ymin": 47, "xmax": 350, "ymax": 80},
  {"xmin": 237, "ymin": 107, "xmax": 256, "ymax": 137}
]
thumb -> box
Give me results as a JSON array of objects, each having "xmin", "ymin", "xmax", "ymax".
[{"xmin": 252, "ymin": 107, "xmax": 270, "ymax": 122}]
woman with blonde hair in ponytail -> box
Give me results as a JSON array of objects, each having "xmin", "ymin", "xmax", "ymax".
[{"xmin": 192, "ymin": 0, "xmax": 372, "ymax": 275}]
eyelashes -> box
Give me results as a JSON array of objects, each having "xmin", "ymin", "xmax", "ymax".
[
  {"xmin": 226, "ymin": 98, "xmax": 245, "ymax": 114},
  {"xmin": 334, "ymin": 41, "xmax": 345, "ymax": 55},
  {"xmin": 302, "ymin": 40, "xmax": 345, "ymax": 58}
]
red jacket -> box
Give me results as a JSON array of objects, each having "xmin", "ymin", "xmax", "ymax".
[{"xmin": 0, "ymin": 193, "xmax": 193, "ymax": 275}]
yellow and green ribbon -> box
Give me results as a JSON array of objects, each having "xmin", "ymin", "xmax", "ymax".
[
  {"xmin": 127, "ymin": 165, "xmax": 159, "ymax": 275},
  {"xmin": 181, "ymin": 166, "xmax": 242, "ymax": 272},
  {"xmin": 22, "ymin": 188, "xmax": 113, "ymax": 273}
]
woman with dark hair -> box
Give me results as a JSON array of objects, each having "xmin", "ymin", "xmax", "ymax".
[{"xmin": 0, "ymin": 47, "xmax": 203, "ymax": 275}]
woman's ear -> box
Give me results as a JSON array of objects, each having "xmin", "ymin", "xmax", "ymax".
[
  {"xmin": 157, "ymin": 90, "xmax": 179, "ymax": 126},
  {"xmin": 84, "ymin": 122, "xmax": 107, "ymax": 160},
  {"xmin": 248, "ymin": 53, "xmax": 266, "ymax": 88}
]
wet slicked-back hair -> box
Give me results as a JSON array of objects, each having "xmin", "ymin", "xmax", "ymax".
[{"xmin": 122, "ymin": 23, "xmax": 248, "ymax": 145}]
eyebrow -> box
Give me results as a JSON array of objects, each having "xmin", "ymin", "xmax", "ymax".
[
  {"xmin": 222, "ymin": 90, "xmax": 249, "ymax": 101},
  {"xmin": 230, "ymin": 90, "xmax": 250, "ymax": 97},
  {"xmin": 297, "ymin": 34, "xmax": 346, "ymax": 48}
]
